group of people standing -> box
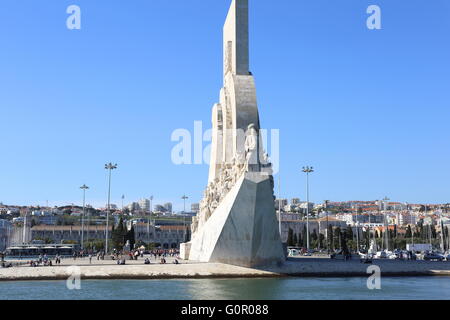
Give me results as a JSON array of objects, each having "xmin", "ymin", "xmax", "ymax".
[{"xmin": 29, "ymin": 254, "xmax": 62, "ymax": 267}]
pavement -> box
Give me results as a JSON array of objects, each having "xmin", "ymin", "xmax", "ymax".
[{"xmin": 1, "ymin": 255, "xmax": 450, "ymax": 281}]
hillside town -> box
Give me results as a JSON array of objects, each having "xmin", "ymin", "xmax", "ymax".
[{"xmin": 1, "ymin": 199, "xmax": 449, "ymax": 257}]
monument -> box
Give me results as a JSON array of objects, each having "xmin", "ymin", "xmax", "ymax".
[{"xmin": 180, "ymin": 0, "xmax": 285, "ymax": 268}]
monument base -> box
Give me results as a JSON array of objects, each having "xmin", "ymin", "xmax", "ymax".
[
  {"xmin": 186, "ymin": 172, "xmax": 285, "ymax": 268},
  {"xmin": 180, "ymin": 242, "xmax": 191, "ymax": 260}
]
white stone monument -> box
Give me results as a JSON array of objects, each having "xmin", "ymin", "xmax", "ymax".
[{"xmin": 180, "ymin": 0, "xmax": 285, "ymax": 268}]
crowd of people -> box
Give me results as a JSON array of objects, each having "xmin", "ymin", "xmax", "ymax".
[
  {"xmin": 112, "ymin": 248, "xmax": 181, "ymax": 265},
  {"xmin": 4, "ymin": 247, "xmax": 183, "ymax": 268},
  {"xmin": 28, "ymin": 254, "xmax": 62, "ymax": 267}
]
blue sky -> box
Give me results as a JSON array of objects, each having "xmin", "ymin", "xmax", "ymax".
[{"xmin": 0, "ymin": 0, "xmax": 449, "ymax": 210}]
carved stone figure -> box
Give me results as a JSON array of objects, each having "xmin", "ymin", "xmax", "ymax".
[{"xmin": 245, "ymin": 124, "xmax": 260, "ymax": 172}]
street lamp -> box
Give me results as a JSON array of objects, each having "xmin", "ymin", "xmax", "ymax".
[
  {"xmin": 382, "ymin": 196, "xmax": 390, "ymax": 251},
  {"xmin": 278, "ymin": 175, "xmax": 282, "ymax": 237},
  {"xmin": 80, "ymin": 184, "xmax": 89, "ymax": 250},
  {"xmin": 148, "ymin": 195, "xmax": 154, "ymax": 243},
  {"xmin": 105, "ymin": 163, "xmax": 118, "ymax": 254},
  {"xmin": 324, "ymin": 200, "xmax": 330, "ymax": 254},
  {"xmin": 302, "ymin": 166, "xmax": 314, "ymax": 252},
  {"xmin": 182, "ymin": 195, "xmax": 189, "ymax": 213},
  {"xmin": 182, "ymin": 195, "xmax": 189, "ymax": 242}
]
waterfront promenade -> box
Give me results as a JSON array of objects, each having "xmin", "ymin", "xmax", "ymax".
[{"xmin": 1, "ymin": 256, "xmax": 450, "ymax": 281}]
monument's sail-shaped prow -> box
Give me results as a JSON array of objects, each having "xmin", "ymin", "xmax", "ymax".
[{"xmin": 181, "ymin": 0, "xmax": 285, "ymax": 268}]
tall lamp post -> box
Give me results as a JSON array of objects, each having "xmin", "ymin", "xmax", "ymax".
[
  {"xmin": 302, "ymin": 166, "xmax": 314, "ymax": 252},
  {"xmin": 105, "ymin": 163, "xmax": 118, "ymax": 254},
  {"xmin": 382, "ymin": 196, "xmax": 390, "ymax": 251},
  {"xmin": 80, "ymin": 184, "xmax": 89, "ymax": 250},
  {"xmin": 324, "ymin": 200, "xmax": 330, "ymax": 253},
  {"xmin": 182, "ymin": 195, "xmax": 189, "ymax": 242},
  {"xmin": 278, "ymin": 175, "xmax": 282, "ymax": 237},
  {"xmin": 148, "ymin": 195, "xmax": 154, "ymax": 243}
]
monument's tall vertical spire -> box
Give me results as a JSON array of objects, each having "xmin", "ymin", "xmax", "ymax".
[{"xmin": 223, "ymin": 0, "xmax": 249, "ymax": 77}]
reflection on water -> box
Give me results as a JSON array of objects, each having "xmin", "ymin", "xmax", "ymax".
[
  {"xmin": 0, "ymin": 277, "xmax": 449, "ymax": 300},
  {"xmin": 185, "ymin": 278, "xmax": 283, "ymax": 300}
]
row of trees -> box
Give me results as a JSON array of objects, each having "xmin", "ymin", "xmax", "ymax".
[{"xmin": 286, "ymin": 224, "xmax": 450, "ymax": 252}]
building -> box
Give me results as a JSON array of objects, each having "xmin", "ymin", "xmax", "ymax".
[
  {"xmin": 274, "ymin": 199, "xmax": 288, "ymax": 211},
  {"xmin": 163, "ymin": 203, "xmax": 173, "ymax": 214},
  {"xmin": 30, "ymin": 211, "xmax": 57, "ymax": 225},
  {"xmin": 191, "ymin": 203, "xmax": 200, "ymax": 213},
  {"xmin": 139, "ymin": 198, "xmax": 150, "ymax": 212},
  {"xmin": 339, "ymin": 213, "xmax": 385, "ymax": 226},
  {"xmin": 397, "ymin": 212, "xmax": 417, "ymax": 226},
  {"xmin": 280, "ymin": 217, "xmax": 347, "ymax": 245},
  {"xmin": 31, "ymin": 225, "xmax": 112, "ymax": 244},
  {"xmin": 127, "ymin": 202, "xmax": 140, "ymax": 212},
  {"xmin": 133, "ymin": 223, "xmax": 188, "ymax": 249},
  {"xmin": 0, "ymin": 219, "xmax": 12, "ymax": 251},
  {"xmin": 154, "ymin": 204, "xmax": 167, "ymax": 213}
]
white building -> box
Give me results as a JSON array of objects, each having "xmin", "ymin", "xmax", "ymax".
[
  {"xmin": 139, "ymin": 198, "xmax": 150, "ymax": 212},
  {"xmin": 0, "ymin": 219, "xmax": 12, "ymax": 251},
  {"xmin": 164, "ymin": 203, "xmax": 173, "ymax": 214},
  {"xmin": 191, "ymin": 203, "xmax": 200, "ymax": 213}
]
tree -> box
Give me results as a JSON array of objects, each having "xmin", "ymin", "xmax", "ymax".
[
  {"xmin": 431, "ymin": 224, "xmax": 437, "ymax": 239},
  {"xmin": 111, "ymin": 217, "xmax": 127, "ymax": 250},
  {"xmin": 334, "ymin": 227, "xmax": 341, "ymax": 250},
  {"xmin": 318, "ymin": 233, "xmax": 325, "ymax": 249},
  {"xmin": 84, "ymin": 239, "xmax": 105, "ymax": 251},
  {"xmin": 405, "ymin": 225, "xmax": 412, "ymax": 238},
  {"xmin": 340, "ymin": 229, "xmax": 350, "ymax": 254},
  {"xmin": 302, "ymin": 225, "xmax": 308, "ymax": 247},
  {"xmin": 327, "ymin": 225, "xmax": 334, "ymax": 251},
  {"xmin": 311, "ymin": 229, "xmax": 318, "ymax": 242},
  {"xmin": 287, "ymin": 228, "xmax": 294, "ymax": 246},
  {"xmin": 184, "ymin": 226, "xmax": 191, "ymax": 243},
  {"xmin": 345, "ymin": 225, "xmax": 353, "ymax": 240}
]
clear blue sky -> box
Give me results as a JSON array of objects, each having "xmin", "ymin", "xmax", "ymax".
[{"xmin": 0, "ymin": 0, "xmax": 449, "ymax": 210}]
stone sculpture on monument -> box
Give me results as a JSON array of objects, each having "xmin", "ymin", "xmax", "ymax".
[{"xmin": 180, "ymin": 0, "xmax": 285, "ymax": 268}]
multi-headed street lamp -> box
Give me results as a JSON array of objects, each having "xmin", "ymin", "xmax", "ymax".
[
  {"xmin": 302, "ymin": 166, "xmax": 314, "ymax": 252},
  {"xmin": 105, "ymin": 163, "xmax": 118, "ymax": 253},
  {"xmin": 80, "ymin": 184, "xmax": 89, "ymax": 250},
  {"xmin": 181, "ymin": 195, "xmax": 189, "ymax": 213},
  {"xmin": 182, "ymin": 195, "xmax": 189, "ymax": 241}
]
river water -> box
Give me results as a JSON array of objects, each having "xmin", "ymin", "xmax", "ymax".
[{"xmin": 0, "ymin": 277, "xmax": 449, "ymax": 300}]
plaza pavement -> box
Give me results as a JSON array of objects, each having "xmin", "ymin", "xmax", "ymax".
[{"xmin": 1, "ymin": 255, "xmax": 450, "ymax": 281}]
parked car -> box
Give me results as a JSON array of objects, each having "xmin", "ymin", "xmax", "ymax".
[{"xmin": 423, "ymin": 252, "xmax": 444, "ymax": 261}]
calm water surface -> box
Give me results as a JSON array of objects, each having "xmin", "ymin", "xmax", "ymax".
[{"xmin": 0, "ymin": 277, "xmax": 449, "ymax": 300}]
